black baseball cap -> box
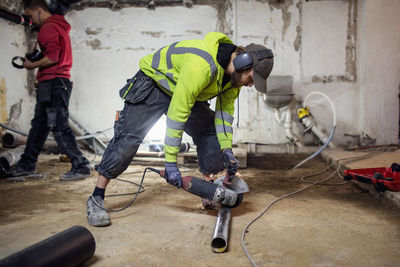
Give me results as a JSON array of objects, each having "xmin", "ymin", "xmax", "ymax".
[{"xmin": 245, "ymin": 44, "xmax": 274, "ymax": 93}]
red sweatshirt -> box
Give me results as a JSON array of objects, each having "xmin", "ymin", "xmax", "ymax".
[{"xmin": 36, "ymin": 14, "xmax": 72, "ymax": 82}]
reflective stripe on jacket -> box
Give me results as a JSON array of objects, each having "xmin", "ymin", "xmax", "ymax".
[{"xmin": 139, "ymin": 32, "xmax": 239, "ymax": 162}]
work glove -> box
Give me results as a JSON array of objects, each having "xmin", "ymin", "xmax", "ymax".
[
  {"xmin": 164, "ymin": 162, "xmax": 182, "ymax": 188},
  {"xmin": 223, "ymin": 149, "xmax": 238, "ymax": 176}
]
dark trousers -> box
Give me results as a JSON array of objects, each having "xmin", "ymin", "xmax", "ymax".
[
  {"xmin": 95, "ymin": 71, "xmax": 224, "ymax": 179},
  {"xmin": 18, "ymin": 78, "xmax": 88, "ymax": 170}
]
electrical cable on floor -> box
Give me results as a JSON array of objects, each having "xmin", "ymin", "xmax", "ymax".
[
  {"xmin": 300, "ymin": 148, "xmax": 387, "ymax": 186},
  {"xmin": 241, "ymin": 171, "xmax": 336, "ymax": 267},
  {"xmin": 91, "ymin": 163, "xmax": 191, "ymax": 213},
  {"xmin": 299, "ymin": 163, "xmax": 346, "ymax": 186},
  {"xmin": 241, "ymin": 146, "xmax": 391, "ymax": 267},
  {"xmin": 90, "ymin": 169, "xmax": 151, "ymax": 213},
  {"xmin": 88, "ymin": 138, "xmax": 98, "ymax": 163}
]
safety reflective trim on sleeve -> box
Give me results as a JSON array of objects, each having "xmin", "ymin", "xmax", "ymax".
[
  {"xmin": 165, "ymin": 135, "xmax": 182, "ymax": 147},
  {"xmin": 166, "ymin": 42, "xmax": 217, "ymax": 83},
  {"xmin": 151, "ymin": 46, "xmax": 164, "ymax": 69},
  {"xmin": 166, "ymin": 42, "xmax": 178, "ymax": 69},
  {"xmin": 215, "ymin": 124, "xmax": 233, "ymax": 134},
  {"xmin": 155, "ymin": 70, "xmax": 163, "ymax": 75},
  {"xmin": 167, "ymin": 117, "xmax": 185, "ymax": 131},
  {"xmin": 166, "ymin": 72, "xmax": 176, "ymax": 84},
  {"xmin": 159, "ymin": 79, "xmax": 170, "ymax": 91},
  {"xmin": 215, "ymin": 110, "xmax": 234, "ymax": 125}
]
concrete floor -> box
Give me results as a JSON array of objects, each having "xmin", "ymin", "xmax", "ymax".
[{"xmin": 0, "ymin": 149, "xmax": 399, "ymax": 266}]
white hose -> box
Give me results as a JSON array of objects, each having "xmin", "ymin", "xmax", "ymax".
[
  {"xmin": 293, "ymin": 91, "xmax": 337, "ymax": 169},
  {"xmin": 303, "ymin": 91, "xmax": 337, "ymax": 127}
]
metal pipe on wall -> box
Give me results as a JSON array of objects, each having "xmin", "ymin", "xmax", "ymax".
[
  {"xmin": 211, "ymin": 207, "xmax": 232, "ymax": 253},
  {"xmin": 68, "ymin": 116, "xmax": 107, "ymax": 155}
]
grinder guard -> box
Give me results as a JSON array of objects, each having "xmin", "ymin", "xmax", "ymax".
[
  {"xmin": 214, "ymin": 175, "xmax": 250, "ymax": 194},
  {"xmin": 215, "ymin": 175, "xmax": 249, "ymax": 208}
]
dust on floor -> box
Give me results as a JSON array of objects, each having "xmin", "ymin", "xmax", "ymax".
[{"xmin": 0, "ymin": 152, "xmax": 399, "ymax": 266}]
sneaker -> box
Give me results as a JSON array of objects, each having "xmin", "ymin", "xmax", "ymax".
[
  {"xmin": 201, "ymin": 198, "xmax": 217, "ymax": 210},
  {"xmin": 59, "ymin": 165, "xmax": 91, "ymax": 181},
  {"xmin": 87, "ymin": 195, "xmax": 111, "ymax": 227},
  {"xmin": 9, "ymin": 165, "xmax": 35, "ymax": 177}
]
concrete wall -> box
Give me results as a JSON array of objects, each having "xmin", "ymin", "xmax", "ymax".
[
  {"xmin": 0, "ymin": 16, "xmax": 34, "ymax": 134},
  {"xmin": 357, "ymin": 0, "xmax": 400, "ymax": 145},
  {"xmin": 1, "ymin": 0, "xmax": 399, "ymax": 149},
  {"xmin": 66, "ymin": 4, "xmax": 218, "ymax": 141}
]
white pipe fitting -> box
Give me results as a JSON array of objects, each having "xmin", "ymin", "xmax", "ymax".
[{"xmin": 273, "ymin": 107, "xmax": 303, "ymax": 147}]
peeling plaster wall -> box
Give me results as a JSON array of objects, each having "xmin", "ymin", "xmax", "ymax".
[
  {"xmin": 232, "ymin": 0, "xmax": 360, "ymax": 146},
  {"xmin": 232, "ymin": 0, "xmax": 398, "ymax": 147},
  {"xmin": 1, "ymin": 0, "xmax": 399, "ymax": 148},
  {"xmin": 357, "ymin": 0, "xmax": 400, "ymax": 145},
  {"xmin": 234, "ymin": 0, "xmax": 303, "ymax": 145},
  {"xmin": 0, "ymin": 19, "xmax": 34, "ymax": 133},
  {"xmin": 66, "ymin": 5, "xmax": 217, "ymax": 138}
]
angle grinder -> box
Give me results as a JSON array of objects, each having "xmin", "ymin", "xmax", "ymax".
[{"xmin": 149, "ymin": 168, "xmax": 249, "ymax": 208}]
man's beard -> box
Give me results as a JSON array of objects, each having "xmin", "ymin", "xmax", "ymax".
[{"xmin": 230, "ymin": 70, "xmax": 243, "ymax": 88}]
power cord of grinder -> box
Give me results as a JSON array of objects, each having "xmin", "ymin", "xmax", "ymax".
[
  {"xmin": 0, "ymin": 119, "xmax": 147, "ymax": 211},
  {"xmin": 89, "ymin": 167, "xmax": 155, "ymax": 213},
  {"xmin": 90, "ymin": 165, "xmax": 190, "ymax": 213},
  {"xmin": 293, "ymin": 91, "xmax": 337, "ymax": 169},
  {"xmin": 0, "ymin": 121, "xmax": 193, "ymax": 212},
  {"xmin": 241, "ymin": 147, "xmax": 390, "ymax": 267}
]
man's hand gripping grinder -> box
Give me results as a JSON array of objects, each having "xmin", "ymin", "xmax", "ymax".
[{"xmin": 149, "ymin": 168, "xmax": 249, "ymax": 208}]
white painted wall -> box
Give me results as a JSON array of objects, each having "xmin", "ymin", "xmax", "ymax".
[
  {"xmin": 358, "ymin": 0, "xmax": 400, "ymax": 145},
  {"xmin": 233, "ymin": 0, "xmax": 358, "ymax": 146},
  {"xmin": 66, "ymin": 5, "xmax": 218, "ymax": 141},
  {"xmin": 0, "ymin": 20, "xmax": 34, "ymax": 133},
  {"xmin": 1, "ymin": 0, "xmax": 399, "ymax": 149}
]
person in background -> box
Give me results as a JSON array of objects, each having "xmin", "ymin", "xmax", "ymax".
[{"xmin": 11, "ymin": 0, "xmax": 91, "ymax": 181}]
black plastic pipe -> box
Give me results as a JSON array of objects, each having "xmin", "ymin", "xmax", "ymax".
[
  {"xmin": 0, "ymin": 7, "xmax": 32, "ymax": 26},
  {"xmin": 0, "ymin": 225, "xmax": 96, "ymax": 267}
]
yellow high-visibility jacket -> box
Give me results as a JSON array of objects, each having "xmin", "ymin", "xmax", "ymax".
[{"xmin": 139, "ymin": 32, "xmax": 239, "ymax": 162}]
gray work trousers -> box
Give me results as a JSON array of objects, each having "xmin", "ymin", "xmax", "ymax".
[{"xmin": 95, "ymin": 71, "xmax": 224, "ymax": 179}]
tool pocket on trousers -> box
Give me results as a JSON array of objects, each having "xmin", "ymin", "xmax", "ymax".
[
  {"xmin": 113, "ymin": 107, "xmax": 128, "ymax": 141},
  {"xmin": 53, "ymin": 78, "xmax": 72, "ymax": 108},
  {"xmin": 119, "ymin": 72, "xmax": 155, "ymax": 104},
  {"xmin": 36, "ymin": 80, "xmax": 52, "ymax": 104}
]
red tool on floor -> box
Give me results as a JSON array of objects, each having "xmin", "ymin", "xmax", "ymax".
[{"xmin": 344, "ymin": 163, "xmax": 400, "ymax": 193}]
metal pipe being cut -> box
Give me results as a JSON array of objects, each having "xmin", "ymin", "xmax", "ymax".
[{"xmin": 211, "ymin": 206, "xmax": 232, "ymax": 253}]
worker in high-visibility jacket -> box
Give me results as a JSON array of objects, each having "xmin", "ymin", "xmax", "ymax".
[{"xmin": 87, "ymin": 32, "xmax": 274, "ymax": 227}]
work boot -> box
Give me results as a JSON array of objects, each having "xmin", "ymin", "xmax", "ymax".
[
  {"xmin": 9, "ymin": 164, "xmax": 35, "ymax": 177},
  {"xmin": 59, "ymin": 164, "xmax": 91, "ymax": 181},
  {"xmin": 87, "ymin": 195, "xmax": 111, "ymax": 227}
]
